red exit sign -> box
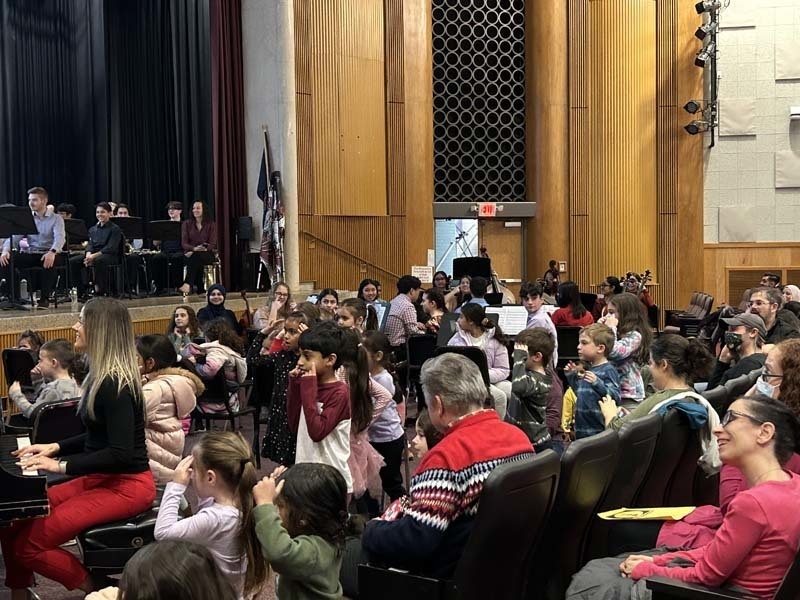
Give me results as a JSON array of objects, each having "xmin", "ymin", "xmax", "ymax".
[{"xmin": 478, "ymin": 202, "xmax": 497, "ymax": 218}]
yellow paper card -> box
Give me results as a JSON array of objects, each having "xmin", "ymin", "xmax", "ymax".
[{"xmin": 598, "ymin": 507, "xmax": 696, "ymax": 521}]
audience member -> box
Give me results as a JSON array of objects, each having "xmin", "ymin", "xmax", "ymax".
[
  {"xmin": 363, "ymin": 330, "xmax": 407, "ymax": 502},
  {"xmin": 593, "ymin": 276, "xmax": 622, "ymax": 321},
  {"xmin": 385, "ymin": 275, "xmax": 423, "ymax": 351},
  {"xmin": 166, "ymin": 305, "xmax": 200, "ymax": 355},
  {"xmin": 183, "ymin": 318, "xmax": 247, "ymax": 400},
  {"xmin": 359, "ymin": 353, "xmax": 534, "ymax": 579},
  {"xmin": 136, "ymin": 334, "xmax": 201, "ymax": 484},
  {"xmin": 706, "ymin": 313, "xmax": 767, "ymax": 396},
  {"xmin": 761, "ymin": 272, "xmax": 781, "ymax": 288},
  {"xmin": 409, "ymin": 408, "xmax": 444, "ymax": 460},
  {"xmin": 542, "ymin": 259, "xmax": 560, "ymax": 295},
  {"xmin": 520, "ymin": 280, "xmax": 559, "ymax": 366},
  {"xmin": 7, "ymin": 338, "xmax": 79, "ymax": 421},
  {"xmin": 599, "ymin": 292, "xmax": 652, "ymax": 407},
  {"xmin": 601, "ymin": 333, "xmax": 713, "ymax": 431},
  {"xmin": 0, "ymin": 187, "xmax": 65, "ymax": 308},
  {"xmin": 749, "ymin": 339, "xmax": 800, "ymax": 415},
  {"xmin": 784, "ymin": 300, "xmax": 800, "ymax": 320},
  {"xmin": 247, "ymin": 310, "xmax": 312, "ymax": 466},
  {"xmin": 551, "ymin": 280, "xmax": 594, "ymax": 326},
  {"xmin": 565, "ymin": 323, "xmax": 621, "ymax": 438},
  {"xmin": 421, "ymin": 287, "xmax": 446, "ymax": 333},
  {"xmin": 508, "ymin": 328, "xmax": 555, "ymax": 450},
  {"xmin": 749, "ymin": 286, "xmax": 800, "ymax": 345},
  {"xmin": 455, "ymin": 275, "xmax": 489, "ymax": 312},
  {"xmin": 197, "ymin": 284, "xmax": 241, "ymax": 334},
  {"xmin": 783, "ymin": 284, "xmax": 800, "ymax": 304},
  {"xmin": 570, "ymin": 394, "xmax": 800, "ymax": 600},
  {"xmin": 448, "ymin": 302, "xmax": 511, "ymax": 419},
  {"xmin": 68, "ymin": 202, "xmax": 122, "ymax": 299},
  {"xmin": 316, "ymin": 287, "xmax": 339, "ymax": 321},
  {"xmin": 337, "ymin": 297, "xmax": 378, "ymax": 332},
  {"xmin": 253, "ymin": 463, "xmax": 350, "ymax": 600},
  {"xmin": 253, "ymin": 282, "xmax": 295, "ymax": 330},
  {"xmin": 179, "ymin": 201, "xmax": 217, "ymax": 295},
  {"xmin": 16, "ymin": 329, "xmax": 43, "ymax": 353},
  {"xmin": 444, "ymin": 275, "xmax": 471, "ymax": 313},
  {"xmin": 1, "ymin": 298, "xmax": 155, "ymax": 596},
  {"xmin": 154, "ymin": 432, "xmax": 266, "ymax": 598},
  {"xmin": 287, "ymin": 321, "xmax": 355, "ymax": 491}
]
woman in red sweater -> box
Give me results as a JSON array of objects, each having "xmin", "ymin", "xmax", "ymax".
[
  {"xmin": 178, "ymin": 201, "xmax": 217, "ymax": 295},
  {"xmin": 550, "ymin": 281, "xmax": 594, "ymax": 327},
  {"xmin": 568, "ymin": 393, "xmax": 800, "ymax": 599}
]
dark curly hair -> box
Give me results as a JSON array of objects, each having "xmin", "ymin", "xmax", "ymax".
[{"xmin": 203, "ymin": 318, "xmax": 244, "ymax": 355}]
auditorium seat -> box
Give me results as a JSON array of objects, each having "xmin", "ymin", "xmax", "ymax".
[
  {"xmin": 585, "ymin": 412, "xmax": 662, "ymax": 563},
  {"xmin": 531, "ymin": 429, "xmax": 619, "ymax": 600},
  {"xmin": 358, "ymin": 451, "xmax": 561, "ymax": 600},
  {"xmin": 29, "ymin": 397, "xmax": 84, "ymax": 444},
  {"xmin": 633, "ymin": 409, "xmax": 690, "ymax": 508}
]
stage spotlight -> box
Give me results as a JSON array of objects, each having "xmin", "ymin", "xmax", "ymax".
[
  {"xmin": 695, "ymin": 22, "xmax": 716, "ymax": 40},
  {"xmin": 695, "ymin": 1, "xmax": 721, "ymax": 14},
  {"xmin": 684, "ymin": 100, "xmax": 702, "ymax": 114},
  {"xmin": 695, "ymin": 42, "xmax": 716, "ymax": 68},
  {"xmin": 684, "ymin": 120, "xmax": 710, "ymax": 135}
]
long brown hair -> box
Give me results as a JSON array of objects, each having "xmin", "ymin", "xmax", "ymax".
[
  {"xmin": 167, "ymin": 305, "xmax": 200, "ymax": 337},
  {"xmin": 775, "ymin": 339, "xmax": 800, "ymax": 416},
  {"xmin": 608, "ymin": 292, "xmax": 652, "ymax": 364},
  {"xmin": 81, "ymin": 298, "xmax": 143, "ymax": 419},
  {"xmin": 193, "ymin": 432, "xmax": 266, "ymax": 597}
]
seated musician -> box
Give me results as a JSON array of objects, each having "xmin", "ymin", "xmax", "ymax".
[
  {"xmin": 0, "ymin": 187, "xmax": 66, "ymax": 308},
  {"xmin": 68, "ymin": 202, "xmax": 122, "ymax": 299},
  {"xmin": 178, "ymin": 201, "xmax": 217, "ymax": 295},
  {"xmin": 1, "ymin": 298, "xmax": 156, "ymax": 597},
  {"xmin": 8, "ymin": 338, "xmax": 80, "ymax": 423},
  {"xmin": 150, "ymin": 201, "xmax": 185, "ymax": 293}
]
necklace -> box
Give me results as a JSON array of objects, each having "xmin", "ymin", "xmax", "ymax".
[
  {"xmin": 753, "ymin": 467, "xmax": 785, "ymax": 485},
  {"xmin": 446, "ymin": 408, "xmax": 491, "ymax": 429}
]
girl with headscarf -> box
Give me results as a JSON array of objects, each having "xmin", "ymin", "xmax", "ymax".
[{"xmin": 197, "ymin": 284, "xmax": 242, "ymax": 335}]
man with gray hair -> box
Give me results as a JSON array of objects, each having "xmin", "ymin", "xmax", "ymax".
[{"xmin": 361, "ymin": 353, "xmax": 534, "ymax": 578}]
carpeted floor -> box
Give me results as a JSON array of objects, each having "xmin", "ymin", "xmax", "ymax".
[{"xmin": 0, "ymin": 404, "xmax": 417, "ymax": 599}]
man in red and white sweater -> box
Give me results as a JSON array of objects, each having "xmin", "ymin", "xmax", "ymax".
[{"xmin": 362, "ymin": 353, "xmax": 535, "ymax": 578}]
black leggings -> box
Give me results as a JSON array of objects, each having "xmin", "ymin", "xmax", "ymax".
[{"xmin": 182, "ymin": 251, "xmax": 215, "ymax": 289}]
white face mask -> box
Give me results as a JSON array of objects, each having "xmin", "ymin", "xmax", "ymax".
[{"xmin": 755, "ymin": 378, "xmax": 777, "ymax": 398}]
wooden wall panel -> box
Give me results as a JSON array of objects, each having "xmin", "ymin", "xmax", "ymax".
[
  {"xmin": 385, "ymin": 0, "xmax": 404, "ymax": 104},
  {"xmin": 295, "ymin": 0, "xmax": 311, "ymax": 94},
  {"xmin": 387, "ymin": 102, "xmax": 406, "ymax": 216},
  {"xmin": 296, "ymin": 93, "xmax": 313, "ymax": 215},
  {"xmin": 479, "ymin": 221, "xmax": 523, "ymax": 282}
]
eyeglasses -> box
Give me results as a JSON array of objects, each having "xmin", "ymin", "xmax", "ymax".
[
  {"xmin": 274, "ymin": 292, "xmax": 289, "ymax": 297},
  {"xmin": 747, "ymin": 300, "xmax": 775, "ymax": 307},
  {"xmin": 721, "ymin": 409, "xmax": 765, "ymax": 427},
  {"xmin": 761, "ymin": 371, "xmax": 783, "ymax": 382}
]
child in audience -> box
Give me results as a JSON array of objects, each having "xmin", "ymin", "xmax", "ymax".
[
  {"xmin": 337, "ymin": 297, "xmax": 378, "ymax": 332},
  {"xmin": 87, "ymin": 540, "xmax": 238, "ymax": 600},
  {"xmin": 137, "ymin": 334, "xmax": 203, "ymax": 484},
  {"xmin": 8, "ymin": 338, "xmax": 80, "ymax": 421},
  {"xmin": 509, "ymin": 328, "xmax": 555, "ymax": 451},
  {"xmin": 16, "ymin": 329, "xmax": 44, "ymax": 354},
  {"xmin": 246, "ymin": 311, "xmax": 311, "ymax": 466},
  {"xmin": 598, "ymin": 292, "xmax": 652, "ymax": 407},
  {"xmin": 154, "ymin": 431, "xmax": 266, "ymax": 599},
  {"xmin": 167, "ymin": 305, "xmax": 200, "ymax": 355},
  {"xmin": 287, "ymin": 321, "xmax": 354, "ymax": 492},
  {"xmin": 565, "ymin": 323, "xmax": 621, "ymax": 438},
  {"xmin": 448, "ymin": 302, "xmax": 512, "ymax": 419},
  {"xmin": 253, "ymin": 463, "xmax": 350, "ymax": 600},
  {"xmin": 363, "ymin": 330, "xmax": 407, "ymax": 502},
  {"xmin": 315, "ymin": 288, "xmax": 339, "ymax": 321},
  {"xmin": 409, "ymin": 409, "xmax": 444, "ymax": 461}
]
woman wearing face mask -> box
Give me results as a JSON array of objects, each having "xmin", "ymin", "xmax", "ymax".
[
  {"xmin": 706, "ymin": 314, "xmax": 768, "ymax": 398},
  {"xmin": 748, "ymin": 339, "xmax": 800, "ymax": 410}
]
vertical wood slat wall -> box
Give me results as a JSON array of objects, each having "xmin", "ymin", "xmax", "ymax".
[
  {"xmin": 294, "ymin": 0, "xmax": 432, "ymax": 290},
  {"xmin": 0, "ymin": 318, "xmax": 171, "ymax": 400},
  {"xmin": 569, "ymin": 0, "xmax": 658, "ymax": 289}
]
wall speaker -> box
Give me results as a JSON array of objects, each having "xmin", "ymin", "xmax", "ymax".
[{"xmin": 238, "ymin": 216, "xmax": 253, "ymax": 241}]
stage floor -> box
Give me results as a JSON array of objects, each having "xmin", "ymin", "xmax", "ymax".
[{"xmin": 0, "ymin": 292, "xmax": 269, "ymax": 334}]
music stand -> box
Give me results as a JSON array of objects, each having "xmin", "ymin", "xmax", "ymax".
[
  {"xmin": 150, "ymin": 220, "xmax": 182, "ymax": 295},
  {"xmin": 0, "ymin": 206, "xmax": 39, "ymax": 310},
  {"xmin": 452, "ymin": 257, "xmax": 491, "ymax": 280},
  {"xmin": 2, "ymin": 348, "xmax": 34, "ymax": 388},
  {"xmin": 111, "ymin": 217, "xmax": 147, "ymax": 296},
  {"xmin": 64, "ymin": 218, "xmax": 89, "ymax": 245}
]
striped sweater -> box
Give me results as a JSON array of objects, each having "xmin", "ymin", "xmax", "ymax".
[{"xmin": 361, "ymin": 410, "xmax": 534, "ymax": 578}]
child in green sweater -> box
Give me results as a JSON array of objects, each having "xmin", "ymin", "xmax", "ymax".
[{"xmin": 253, "ymin": 463, "xmax": 349, "ymax": 600}]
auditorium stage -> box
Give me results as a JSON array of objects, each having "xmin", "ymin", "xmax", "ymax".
[{"xmin": 0, "ymin": 293, "xmax": 269, "ymax": 335}]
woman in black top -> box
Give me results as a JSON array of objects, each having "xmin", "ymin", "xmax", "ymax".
[
  {"xmin": 2, "ymin": 298, "xmax": 155, "ymax": 597},
  {"xmin": 197, "ymin": 283, "xmax": 242, "ymax": 335}
]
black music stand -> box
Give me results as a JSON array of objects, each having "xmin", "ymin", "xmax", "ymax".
[
  {"xmin": 64, "ymin": 218, "xmax": 89, "ymax": 246},
  {"xmin": 0, "ymin": 206, "xmax": 39, "ymax": 310},
  {"xmin": 452, "ymin": 257, "xmax": 492, "ymax": 280},
  {"xmin": 150, "ymin": 220, "xmax": 182, "ymax": 295},
  {"xmin": 111, "ymin": 217, "xmax": 146, "ymax": 295}
]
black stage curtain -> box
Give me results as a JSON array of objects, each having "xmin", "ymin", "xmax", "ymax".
[
  {"xmin": 0, "ymin": 0, "xmax": 213, "ymax": 225},
  {"xmin": 0, "ymin": 0, "xmax": 108, "ymax": 212}
]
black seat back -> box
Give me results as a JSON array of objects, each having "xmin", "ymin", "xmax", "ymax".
[
  {"xmin": 633, "ymin": 408, "xmax": 690, "ymax": 507},
  {"xmin": 701, "ymin": 384, "xmax": 728, "ymax": 415},
  {"xmin": 31, "ymin": 397, "xmax": 84, "ymax": 444},
  {"xmin": 585, "ymin": 412, "xmax": 662, "ymax": 563},
  {"xmin": 434, "ymin": 346, "xmax": 490, "ymax": 388},
  {"xmin": 436, "ymin": 313, "xmax": 460, "ymax": 346},
  {"xmin": 406, "ymin": 334, "xmax": 438, "ymax": 369},
  {"xmin": 534, "ymin": 429, "xmax": 619, "ymax": 598},
  {"xmin": 455, "ymin": 451, "xmax": 560, "ymax": 600},
  {"xmin": 775, "ymin": 547, "xmax": 800, "ymax": 600},
  {"xmin": 723, "ymin": 368, "xmax": 762, "ymax": 402},
  {"xmin": 664, "ymin": 412, "xmax": 704, "ymax": 507}
]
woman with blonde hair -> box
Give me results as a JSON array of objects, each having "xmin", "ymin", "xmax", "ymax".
[{"xmin": 1, "ymin": 298, "xmax": 156, "ymax": 598}]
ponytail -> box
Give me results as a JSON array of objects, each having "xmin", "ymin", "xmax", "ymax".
[
  {"xmin": 462, "ymin": 303, "xmax": 508, "ymax": 345},
  {"xmin": 365, "ymin": 305, "xmax": 378, "ymax": 331},
  {"xmin": 349, "ymin": 344, "xmax": 373, "ymax": 433},
  {"xmin": 650, "ymin": 334, "xmax": 713, "ymax": 384}
]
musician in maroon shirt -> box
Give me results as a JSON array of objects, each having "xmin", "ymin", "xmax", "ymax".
[{"xmin": 178, "ymin": 201, "xmax": 217, "ymax": 295}]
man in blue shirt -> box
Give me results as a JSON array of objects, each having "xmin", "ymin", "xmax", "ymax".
[{"xmin": 0, "ymin": 187, "xmax": 66, "ymax": 308}]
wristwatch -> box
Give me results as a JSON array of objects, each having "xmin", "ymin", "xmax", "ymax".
[
  {"xmin": 48, "ymin": 249, "xmax": 57, "ymax": 254},
  {"xmin": 58, "ymin": 460, "xmax": 68, "ymax": 474}
]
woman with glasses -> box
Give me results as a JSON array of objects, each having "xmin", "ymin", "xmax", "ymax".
[
  {"xmin": 592, "ymin": 276, "xmax": 622, "ymax": 321},
  {"xmin": 253, "ymin": 282, "xmax": 295, "ymax": 331},
  {"xmin": 747, "ymin": 338, "xmax": 800, "ymax": 413},
  {"xmin": 432, "ymin": 270, "xmax": 450, "ymax": 292},
  {"xmin": 569, "ymin": 393, "xmax": 800, "ymax": 600}
]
